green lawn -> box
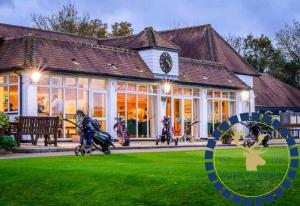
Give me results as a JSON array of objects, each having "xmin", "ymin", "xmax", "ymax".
[{"xmin": 0, "ymin": 147, "xmax": 299, "ymax": 206}]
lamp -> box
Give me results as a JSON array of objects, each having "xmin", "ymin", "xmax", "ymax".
[
  {"xmin": 31, "ymin": 71, "xmax": 41, "ymax": 83},
  {"xmin": 241, "ymin": 90, "xmax": 249, "ymax": 101},
  {"xmin": 163, "ymin": 82, "xmax": 171, "ymax": 93}
]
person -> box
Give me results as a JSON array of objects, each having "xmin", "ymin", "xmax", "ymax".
[
  {"xmin": 52, "ymin": 94, "xmax": 63, "ymax": 114},
  {"xmin": 38, "ymin": 96, "xmax": 45, "ymax": 113}
]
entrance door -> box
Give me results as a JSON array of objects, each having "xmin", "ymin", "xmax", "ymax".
[
  {"xmin": 92, "ymin": 92, "xmax": 106, "ymax": 130},
  {"xmin": 173, "ymin": 98, "xmax": 182, "ymax": 136}
]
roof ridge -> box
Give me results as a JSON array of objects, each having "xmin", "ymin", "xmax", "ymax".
[
  {"xmin": 179, "ymin": 57, "xmax": 224, "ymax": 67},
  {"xmin": 7, "ymin": 34, "xmax": 138, "ymax": 54},
  {"xmin": 158, "ymin": 24, "xmax": 211, "ymax": 33},
  {"xmin": 0, "ymin": 22, "xmax": 101, "ymax": 41}
]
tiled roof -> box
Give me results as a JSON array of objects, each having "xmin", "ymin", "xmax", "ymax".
[
  {"xmin": 254, "ymin": 73, "xmax": 300, "ymax": 108},
  {"xmin": 98, "ymin": 27, "xmax": 179, "ymax": 50},
  {"xmin": 0, "ymin": 35, "xmax": 247, "ymax": 89},
  {"xmin": 159, "ymin": 25, "xmax": 258, "ymax": 76},
  {"xmin": 179, "ymin": 57, "xmax": 249, "ymax": 89}
]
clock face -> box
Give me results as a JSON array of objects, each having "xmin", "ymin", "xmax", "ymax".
[{"xmin": 159, "ymin": 52, "xmax": 172, "ymax": 74}]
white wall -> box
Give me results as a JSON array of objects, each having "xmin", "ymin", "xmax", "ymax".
[
  {"xmin": 199, "ymin": 89, "xmax": 208, "ymax": 138},
  {"xmin": 138, "ymin": 49, "xmax": 179, "ymax": 76},
  {"xmin": 106, "ymin": 79, "xmax": 117, "ymax": 139}
]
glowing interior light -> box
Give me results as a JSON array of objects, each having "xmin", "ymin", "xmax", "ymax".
[{"xmin": 31, "ymin": 71, "xmax": 41, "ymax": 83}]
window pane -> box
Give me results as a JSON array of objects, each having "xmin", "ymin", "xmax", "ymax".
[
  {"xmin": 214, "ymin": 91, "xmax": 221, "ymax": 98},
  {"xmin": 222, "ymin": 100, "xmax": 229, "ymax": 121},
  {"xmin": 127, "ymin": 94, "xmax": 136, "ymax": 137},
  {"xmin": 51, "ymin": 88, "xmax": 63, "ymax": 117},
  {"xmin": 38, "ymin": 75, "xmax": 50, "ymax": 86},
  {"xmin": 117, "ymin": 82, "xmax": 126, "ymax": 92},
  {"xmin": 78, "ymin": 90, "xmax": 89, "ymax": 114},
  {"xmin": 208, "ymin": 99, "xmax": 213, "ymax": 136},
  {"xmin": 173, "ymin": 87, "xmax": 182, "ymax": 95},
  {"xmin": 0, "ymin": 86, "xmax": 8, "ymax": 112},
  {"xmin": 222, "ymin": 92, "xmax": 228, "ymax": 99},
  {"xmin": 207, "ymin": 90, "xmax": 213, "ymax": 98},
  {"xmin": 37, "ymin": 87, "xmax": 50, "ymax": 115},
  {"xmin": 117, "ymin": 93, "xmax": 125, "ymax": 119},
  {"xmin": 51, "ymin": 76, "xmax": 63, "ymax": 86},
  {"xmin": 0, "ymin": 75, "xmax": 7, "ymax": 84},
  {"xmin": 64, "ymin": 115, "xmax": 77, "ymax": 139},
  {"xmin": 148, "ymin": 85, "xmax": 157, "ymax": 93},
  {"xmin": 138, "ymin": 94, "xmax": 147, "ymax": 137},
  {"xmin": 229, "ymin": 101, "xmax": 236, "ymax": 117},
  {"xmin": 184, "ymin": 99, "xmax": 192, "ymax": 121},
  {"xmin": 9, "ymin": 73, "xmax": 18, "ymax": 84},
  {"xmin": 214, "ymin": 99, "xmax": 221, "ymax": 124},
  {"xmin": 9, "ymin": 85, "xmax": 18, "ymax": 111},
  {"xmin": 65, "ymin": 89, "xmax": 76, "ymax": 115},
  {"xmin": 184, "ymin": 88, "xmax": 192, "ymax": 96},
  {"xmin": 78, "ymin": 78, "xmax": 89, "ymax": 89},
  {"xmin": 127, "ymin": 83, "xmax": 136, "ymax": 92},
  {"xmin": 229, "ymin": 92, "xmax": 236, "ymax": 100},
  {"xmin": 93, "ymin": 93, "xmax": 106, "ymax": 117},
  {"xmin": 193, "ymin": 88, "xmax": 200, "ymax": 96},
  {"xmin": 65, "ymin": 77, "xmax": 76, "ymax": 87},
  {"xmin": 91, "ymin": 79, "xmax": 106, "ymax": 90},
  {"xmin": 139, "ymin": 85, "xmax": 147, "ymax": 92}
]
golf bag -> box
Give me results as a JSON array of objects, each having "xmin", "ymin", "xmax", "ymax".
[
  {"xmin": 114, "ymin": 117, "xmax": 130, "ymax": 146},
  {"xmin": 156, "ymin": 116, "xmax": 178, "ymax": 145}
]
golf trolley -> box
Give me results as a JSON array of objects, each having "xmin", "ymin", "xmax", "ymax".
[
  {"xmin": 64, "ymin": 110, "xmax": 115, "ymax": 155},
  {"xmin": 180, "ymin": 120, "xmax": 199, "ymax": 143},
  {"xmin": 240, "ymin": 121, "xmax": 269, "ymax": 148},
  {"xmin": 156, "ymin": 116, "xmax": 178, "ymax": 145}
]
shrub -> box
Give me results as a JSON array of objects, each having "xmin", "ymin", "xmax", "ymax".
[
  {"xmin": 0, "ymin": 112, "xmax": 9, "ymax": 130},
  {"xmin": 0, "ymin": 135, "xmax": 17, "ymax": 151}
]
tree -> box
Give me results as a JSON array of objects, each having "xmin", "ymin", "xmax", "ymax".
[
  {"xmin": 32, "ymin": 3, "xmax": 107, "ymax": 38},
  {"xmin": 111, "ymin": 21, "xmax": 134, "ymax": 37},
  {"xmin": 224, "ymin": 33, "xmax": 244, "ymax": 55},
  {"xmin": 275, "ymin": 20, "xmax": 300, "ymax": 88},
  {"xmin": 242, "ymin": 34, "xmax": 284, "ymax": 73}
]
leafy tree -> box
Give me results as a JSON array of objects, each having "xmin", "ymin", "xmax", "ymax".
[
  {"xmin": 111, "ymin": 21, "xmax": 134, "ymax": 37},
  {"xmin": 32, "ymin": 3, "xmax": 133, "ymax": 38},
  {"xmin": 242, "ymin": 34, "xmax": 284, "ymax": 73}
]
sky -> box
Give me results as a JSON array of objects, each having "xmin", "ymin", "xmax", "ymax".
[{"xmin": 0, "ymin": 0, "xmax": 299, "ymax": 38}]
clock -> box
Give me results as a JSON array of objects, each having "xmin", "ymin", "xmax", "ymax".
[{"xmin": 159, "ymin": 52, "xmax": 172, "ymax": 74}]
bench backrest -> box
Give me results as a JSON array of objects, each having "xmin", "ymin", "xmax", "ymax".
[{"xmin": 18, "ymin": 116, "xmax": 59, "ymax": 135}]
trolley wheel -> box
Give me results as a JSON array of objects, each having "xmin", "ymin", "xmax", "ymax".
[
  {"xmin": 75, "ymin": 145, "xmax": 81, "ymax": 156},
  {"xmin": 156, "ymin": 139, "xmax": 159, "ymax": 145}
]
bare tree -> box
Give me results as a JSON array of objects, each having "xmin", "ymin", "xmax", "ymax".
[
  {"xmin": 275, "ymin": 20, "xmax": 300, "ymax": 62},
  {"xmin": 224, "ymin": 33, "xmax": 244, "ymax": 55}
]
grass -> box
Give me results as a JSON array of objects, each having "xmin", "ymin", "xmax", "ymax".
[{"xmin": 0, "ymin": 147, "xmax": 299, "ymax": 206}]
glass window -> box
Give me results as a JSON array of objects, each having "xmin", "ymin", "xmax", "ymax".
[
  {"xmin": 65, "ymin": 89, "xmax": 76, "ymax": 114},
  {"xmin": 117, "ymin": 93, "xmax": 125, "ymax": 119},
  {"xmin": 78, "ymin": 78, "xmax": 89, "ymax": 89},
  {"xmin": 222, "ymin": 92, "xmax": 228, "ymax": 99},
  {"xmin": 0, "ymin": 75, "xmax": 7, "ymax": 84},
  {"xmin": 8, "ymin": 85, "xmax": 18, "ymax": 112},
  {"xmin": 214, "ymin": 91, "xmax": 221, "ymax": 98},
  {"xmin": 139, "ymin": 85, "xmax": 147, "ymax": 92},
  {"xmin": 117, "ymin": 82, "xmax": 126, "ymax": 92},
  {"xmin": 127, "ymin": 83, "xmax": 136, "ymax": 92},
  {"xmin": 78, "ymin": 90, "xmax": 89, "ymax": 114},
  {"xmin": 9, "ymin": 74, "xmax": 18, "ymax": 84},
  {"xmin": 127, "ymin": 94, "xmax": 136, "ymax": 137},
  {"xmin": 37, "ymin": 87, "xmax": 50, "ymax": 115},
  {"xmin": 173, "ymin": 87, "xmax": 182, "ymax": 95},
  {"xmin": 38, "ymin": 75, "xmax": 50, "ymax": 86},
  {"xmin": 148, "ymin": 85, "xmax": 158, "ymax": 94},
  {"xmin": 229, "ymin": 92, "xmax": 236, "ymax": 100},
  {"xmin": 51, "ymin": 76, "xmax": 63, "ymax": 86},
  {"xmin": 0, "ymin": 86, "xmax": 8, "ymax": 112},
  {"xmin": 184, "ymin": 88, "xmax": 192, "ymax": 96},
  {"xmin": 65, "ymin": 77, "xmax": 76, "ymax": 87},
  {"xmin": 222, "ymin": 100, "xmax": 229, "ymax": 121},
  {"xmin": 93, "ymin": 93, "xmax": 106, "ymax": 118},
  {"xmin": 229, "ymin": 101, "xmax": 236, "ymax": 117},
  {"xmin": 51, "ymin": 88, "xmax": 64, "ymax": 117},
  {"xmin": 193, "ymin": 88, "xmax": 200, "ymax": 96},
  {"xmin": 91, "ymin": 79, "xmax": 106, "ymax": 90},
  {"xmin": 207, "ymin": 90, "xmax": 213, "ymax": 98},
  {"xmin": 138, "ymin": 94, "xmax": 147, "ymax": 137}
]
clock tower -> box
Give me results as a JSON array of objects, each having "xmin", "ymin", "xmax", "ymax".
[{"xmin": 127, "ymin": 27, "xmax": 180, "ymax": 78}]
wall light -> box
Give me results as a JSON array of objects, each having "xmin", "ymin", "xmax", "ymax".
[
  {"xmin": 31, "ymin": 71, "xmax": 41, "ymax": 83},
  {"xmin": 241, "ymin": 90, "xmax": 249, "ymax": 101},
  {"xmin": 163, "ymin": 82, "xmax": 171, "ymax": 93}
]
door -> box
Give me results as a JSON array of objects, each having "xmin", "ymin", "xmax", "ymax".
[{"xmin": 173, "ymin": 98, "xmax": 182, "ymax": 136}]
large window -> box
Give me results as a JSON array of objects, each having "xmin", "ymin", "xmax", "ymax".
[
  {"xmin": 117, "ymin": 82, "xmax": 158, "ymax": 138},
  {"xmin": 0, "ymin": 73, "xmax": 19, "ymax": 113},
  {"xmin": 207, "ymin": 90, "xmax": 236, "ymax": 135},
  {"xmin": 37, "ymin": 75, "xmax": 106, "ymax": 138}
]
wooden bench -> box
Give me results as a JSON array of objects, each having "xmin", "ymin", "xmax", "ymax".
[{"xmin": 15, "ymin": 116, "xmax": 59, "ymax": 147}]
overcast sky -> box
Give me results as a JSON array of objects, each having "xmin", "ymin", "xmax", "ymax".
[{"xmin": 0, "ymin": 0, "xmax": 299, "ymax": 38}]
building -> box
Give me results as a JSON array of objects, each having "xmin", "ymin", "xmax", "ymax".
[{"xmin": 0, "ymin": 23, "xmax": 299, "ymax": 141}]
